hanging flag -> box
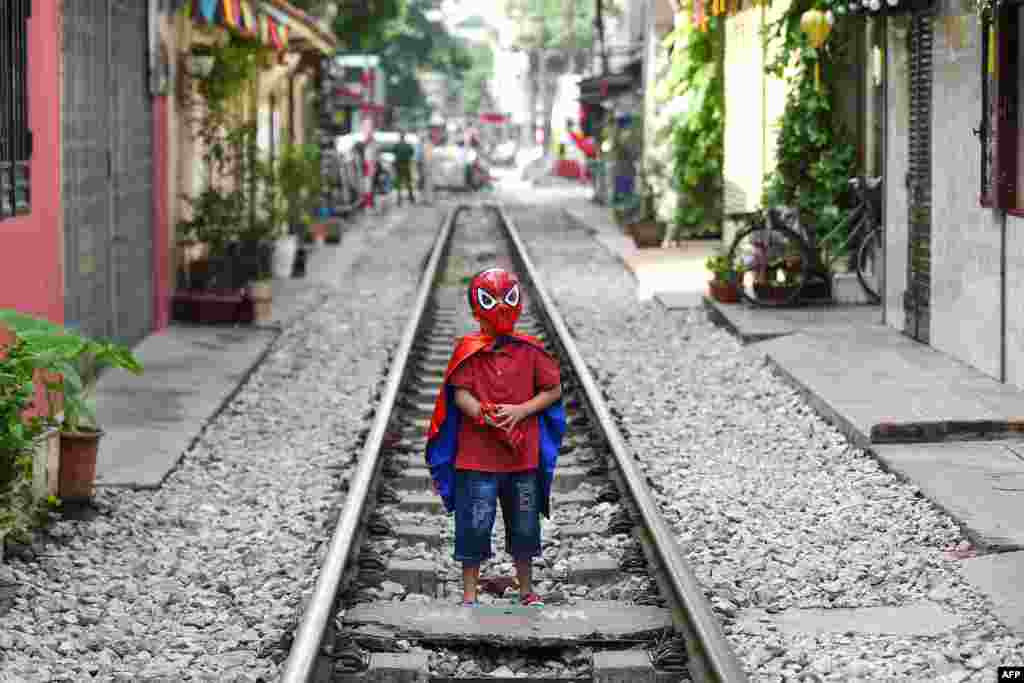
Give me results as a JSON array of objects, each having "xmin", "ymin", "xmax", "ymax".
[
  {"xmin": 197, "ymin": 0, "xmax": 218, "ymax": 23},
  {"xmin": 240, "ymin": 0, "xmax": 256, "ymax": 36},
  {"xmin": 695, "ymin": 0, "xmax": 705, "ymax": 28},
  {"xmin": 219, "ymin": 0, "xmax": 239, "ymax": 29}
]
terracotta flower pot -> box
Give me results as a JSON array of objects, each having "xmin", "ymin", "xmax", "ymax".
[
  {"xmin": 708, "ymin": 279, "xmax": 739, "ymax": 304},
  {"xmin": 59, "ymin": 430, "xmax": 104, "ymax": 501}
]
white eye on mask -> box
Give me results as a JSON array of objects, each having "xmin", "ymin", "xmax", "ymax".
[
  {"xmin": 476, "ymin": 288, "xmax": 497, "ymax": 310},
  {"xmin": 504, "ymin": 284, "xmax": 520, "ymax": 307}
]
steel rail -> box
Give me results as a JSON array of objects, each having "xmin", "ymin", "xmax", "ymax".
[
  {"xmin": 491, "ymin": 202, "xmax": 748, "ymax": 683},
  {"xmin": 280, "ymin": 206, "xmax": 460, "ymax": 682}
]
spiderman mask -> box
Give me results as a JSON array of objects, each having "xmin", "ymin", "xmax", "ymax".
[{"xmin": 467, "ymin": 268, "xmax": 522, "ymax": 336}]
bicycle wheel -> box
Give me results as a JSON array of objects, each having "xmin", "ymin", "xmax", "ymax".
[
  {"xmin": 727, "ymin": 222, "xmax": 813, "ymax": 307},
  {"xmin": 855, "ymin": 228, "xmax": 882, "ymax": 303}
]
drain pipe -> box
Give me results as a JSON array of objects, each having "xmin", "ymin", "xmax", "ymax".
[
  {"xmin": 1001, "ymin": 207, "xmax": 1007, "ymax": 383},
  {"xmin": 880, "ymin": 13, "xmax": 889, "ymax": 325}
]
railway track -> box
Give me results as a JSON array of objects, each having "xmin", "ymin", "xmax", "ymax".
[{"xmin": 280, "ymin": 203, "xmax": 746, "ymax": 683}]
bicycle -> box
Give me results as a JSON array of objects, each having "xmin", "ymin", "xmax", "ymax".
[{"xmin": 726, "ymin": 176, "xmax": 883, "ymax": 307}]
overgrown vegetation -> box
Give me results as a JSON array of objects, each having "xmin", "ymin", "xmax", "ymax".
[
  {"xmin": 658, "ymin": 11, "xmax": 725, "ymax": 239},
  {"xmin": 763, "ymin": 2, "xmax": 858, "ymax": 252}
]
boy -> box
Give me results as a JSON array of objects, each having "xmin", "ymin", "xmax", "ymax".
[{"xmin": 426, "ymin": 267, "xmax": 566, "ymax": 607}]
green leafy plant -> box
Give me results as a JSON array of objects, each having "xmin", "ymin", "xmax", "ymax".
[
  {"xmin": 763, "ymin": 0, "xmax": 858, "ymax": 266},
  {"xmin": 0, "ymin": 310, "xmax": 143, "ymax": 435},
  {"xmin": 658, "ymin": 10, "xmax": 725, "ymax": 239},
  {"xmin": 706, "ymin": 254, "xmax": 739, "ymax": 283},
  {"xmin": 0, "ymin": 337, "xmax": 57, "ymax": 544},
  {"xmin": 192, "ymin": 36, "xmax": 273, "ymax": 123}
]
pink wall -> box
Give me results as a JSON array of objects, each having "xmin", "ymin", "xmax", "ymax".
[{"xmin": 0, "ymin": 0, "xmax": 63, "ymax": 324}]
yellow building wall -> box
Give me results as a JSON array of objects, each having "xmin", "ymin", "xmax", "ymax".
[{"xmin": 722, "ymin": 1, "xmax": 791, "ymax": 243}]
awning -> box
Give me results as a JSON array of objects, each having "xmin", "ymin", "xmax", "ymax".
[
  {"xmin": 578, "ymin": 59, "xmax": 643, "ymax": 104},
  {"xmin": 184, "ymin": 0, "xmax": 337, "ymax": 55}
]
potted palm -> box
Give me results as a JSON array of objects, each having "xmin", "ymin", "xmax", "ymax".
[
  {"xmin": 0, "ymin": 310, "xmax": 143, "ymax": 502},
  {"xmin": 706, "ymin": 254, "xmax": 740, "ymax": 303}
]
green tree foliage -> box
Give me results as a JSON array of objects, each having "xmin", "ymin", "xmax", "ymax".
[
  {"xmin": 463, "ymin": 42, "xmax": 495, "ymax": 114},
  {"xmin": 504, "ymin": 0, "xmax": 601, "ymax": 49}
]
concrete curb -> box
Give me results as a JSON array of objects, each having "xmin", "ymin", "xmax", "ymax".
[{"xmin": 701, "ymin": 297, "xmax": 794, "ymax": 345}]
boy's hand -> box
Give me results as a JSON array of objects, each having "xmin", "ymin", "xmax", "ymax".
[{"xmin": 492, "ymin": 403, "xmax": 529, "ymax": 431}]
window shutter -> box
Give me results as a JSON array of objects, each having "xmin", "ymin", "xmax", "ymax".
[
  {"xmin": 0, "ymin": 0, "xmax": 31, "ymax": 220},
  {"xmin": 995, "ymin": 6, "xmax": 1019, "ymax": 210}
]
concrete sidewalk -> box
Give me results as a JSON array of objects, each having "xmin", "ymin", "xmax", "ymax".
[
  {"xmin": 561, "ymin": 197, "xmax": 1024, "ymax": 637},
  {"xmin": 560, "ymin": 194, "xmax": 719, "ymax": 304},
  {"xmin": 94, "ymin": 206, "xmax": 438, "ymax": 489}
]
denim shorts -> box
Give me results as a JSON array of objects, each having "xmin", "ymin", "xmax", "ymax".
[{"xmin": 453, "ymin": 469, "xmax": 542, "ymax": 565}]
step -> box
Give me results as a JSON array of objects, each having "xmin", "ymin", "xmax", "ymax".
[
  {"xmin": 558, "ymin": 520, "xmax": 607, "ymax": 539},
  {"xmin": 552, "ymin": 466, "xmax": 600, "ymax": 492},
  {"xmin": 416, "ymin": 361, "xmax": 447, "ymax": 375},
  {"xmin": 594, "ymin": 649, "xmax": 658, "ymax": 683},
  {"xmin": 340, "ymin": 600, "xmax": 672, "ymax": 647},
  {"xmin": 399, "ymin": 492, "xmax": 445, "ymax": 514},
  {"xmin": 395, "ymin": 524, "xmax": 443, "ymax": 549},
  {"xmin": 335, "ymin": 652, "xmax": 429, "ymax": 683},
  {"xmin": 391, "ymin": 466, "xmax": 596, "ymax": 494},
  {"xmin": 398, "ymin": 490, "xmax": 597, "ymax": 515},
  {"xmin": 568, "ymin": 556, "xmax": 621, "ymax": 587},
  {"xmin": 394, "ymin": 467, "xmax": 432, "ymax": 491},
  {"xmin": 387, "ymin": 559, "xmax": 439, "ymax": 596}
]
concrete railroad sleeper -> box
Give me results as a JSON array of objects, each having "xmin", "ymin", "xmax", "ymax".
[{"xmin": 280, "ymin": 203, "xmax": 746, "ymax": 683}]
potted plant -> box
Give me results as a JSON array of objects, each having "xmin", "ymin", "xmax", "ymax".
[
  {"xmin": 706, "ymin": 254, "xmax": 740, "ymax": 303},
  {"xmin": 266, "ymin": 141, "xmax": 322, "ymax": 279},
  {"xmin": 0, "ymin": 335, "xmax": 54, "ymax": 550},
  {"xmin": 0, "ymin": 311, "xmax": 143, "ymax": 502}
]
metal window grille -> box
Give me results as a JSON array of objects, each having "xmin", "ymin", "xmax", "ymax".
[{"xmin": 0, "ymin": 0, "xmax": 31, "ymax": 220}]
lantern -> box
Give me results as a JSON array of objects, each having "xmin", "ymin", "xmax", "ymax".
[{"xmin": 800, "ymin": 8, "xmax": 833, "ymax": 91}]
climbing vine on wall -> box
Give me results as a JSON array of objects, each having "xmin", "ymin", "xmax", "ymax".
[
  {"xmin": 763, "ymin": 1, "xmax": 857, "ymax": 251},
  {"xmin": 657, "ymin": 10, "xmax": 725, "ymax": 239}
]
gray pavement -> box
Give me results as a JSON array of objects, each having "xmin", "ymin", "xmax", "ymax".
[
  {"xmin": 94, "ymin": 207, "xmax": 424, "ymax": 489},
  {"xmin": 700, "ymin": 297, "xmax": 882, "ymax": 343}
]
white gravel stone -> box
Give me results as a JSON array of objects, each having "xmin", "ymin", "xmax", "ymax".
[
  {"xmin": 507, "ymin": 204, "xmax": 1024, "ymax": 682},
  {"xmin": 0, "ymin": 211, "xmax": 439, "ymax": 680}
]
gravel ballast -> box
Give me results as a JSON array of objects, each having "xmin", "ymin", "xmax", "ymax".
[
  {"xmin": 505, "ymin": 200, "xmax": 1024, "ymax": 683},
  {"xmin": 0, "ymin": 208, "xmax": 441, "ymax": 682}
]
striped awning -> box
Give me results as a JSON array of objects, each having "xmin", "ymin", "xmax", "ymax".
[{"xmin": 184, "ymin": 0, "xmax": 337, "ymax": 55}]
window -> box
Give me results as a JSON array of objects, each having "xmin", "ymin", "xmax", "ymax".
[{"xmin": 0, "ymin": 0, "xmax": 31, "ymax": 220}]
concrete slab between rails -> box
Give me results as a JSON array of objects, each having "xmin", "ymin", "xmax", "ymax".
[
  {"xmin": 872, "ymin": 442, "xmax": 1024, "ymax": 551},
  {"xmin": 960, "ymin": 551, "xmax": 1024, "ymax": 638},
  {"xmin": 93, "ymin": 207, "xmax": 437, "ymax": 490},
  {"xmin": 340, "ymin": 600, "xmax": 672, "ymax": 647},
  {"xmin": 734, "ymin": 602, "xmax": 962, "ymax": 638},
  {"xmin": 702, "ymin": 297, "xmax": 882, "ymax": 344}
]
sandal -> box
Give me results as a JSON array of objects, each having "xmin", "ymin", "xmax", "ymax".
[{"xmin": 520, "ymin": 592, "xmax": 544, "ymax": 608}]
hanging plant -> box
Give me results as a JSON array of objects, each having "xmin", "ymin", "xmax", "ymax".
[
  {"xmin": 193, "ymin": 34, "xmax": 274, "ymax": 119},
  {"xmin": 657, "ymin": 8, "xmax": 725, "ymax": 239},
  {"xmin": 763, "ymin": 0, "xmax": 857, "ymax": 255}
]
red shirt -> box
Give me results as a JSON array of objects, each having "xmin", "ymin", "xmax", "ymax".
[{"xmin": 448, "ymin": 339, "xmax": 561, "ymax": 472}]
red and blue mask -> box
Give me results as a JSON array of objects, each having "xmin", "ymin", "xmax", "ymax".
[{"xmin": 467, "ymin": 268, "xmax": 522, "ymax": 335}]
